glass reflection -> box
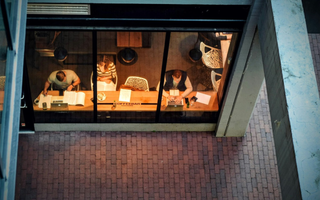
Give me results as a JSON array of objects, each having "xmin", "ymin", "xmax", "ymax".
[
  {"xmin": 159, "ymin": 32, "xmax": 234, "ymax": 123},
  {"xmin": 96, "ymin": 31, "xmax": 165, "ymax": 123},
  {"xmin": 0, "ymin": 3, "xmax": 8, "ymax": 129},
  {"xmin": 24, "ymin": 30, "xmax": 236, "ymax": 123},
  {"xmin": 25, "ymin": 30, "xmax": 93, "ymax": 122}
]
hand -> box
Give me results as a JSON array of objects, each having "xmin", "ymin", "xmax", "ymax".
[
  {"xmin": 168, "ymin": 95, "xmax": 175, "ymax": 101},
  {"xmin": 175, "ymin": 96, "xmax": 183, "ymax": 104},
  {"xmin": 43, "ymin": 89, "xmax": 48, "ymax": 96},
  {"xmin": 100, "ymin": 76, "xmax": 112, "ymax": 81},
  {"xmin": 67, "ymin": 85, "xmax": 73, "ymax": 91}
]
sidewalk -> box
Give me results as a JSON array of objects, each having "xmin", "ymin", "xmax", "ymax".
[{"xmin": 15, "ymin": 82, "xmax": 282, "ymax": 200}]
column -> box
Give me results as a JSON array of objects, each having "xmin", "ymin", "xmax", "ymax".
[{"xmin": 258, "ymin": 0, "xmax": 320, "ymax": 199}]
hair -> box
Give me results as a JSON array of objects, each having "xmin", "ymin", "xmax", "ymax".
[
  {"xmin": 98, "ymin": 59, "xmax": 112, "ymax": 71},
  {"xmin": 172, "ymin": 70, "xmax": 182, "ymax": 79},
  {"xmin": 56, "ymin": 71, "xmax": 66, "ymax": 81}
]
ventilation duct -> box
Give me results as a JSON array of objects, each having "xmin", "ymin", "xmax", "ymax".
[{"xmin": 27, "ymin": 4, "xmax": 90, "ymax": 15}]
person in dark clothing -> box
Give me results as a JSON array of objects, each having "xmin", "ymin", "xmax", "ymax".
[{"xmin": 157, "ymin": 69, "xmax": 193, "ymax": 104}]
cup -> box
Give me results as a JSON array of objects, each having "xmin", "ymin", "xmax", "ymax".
[
  {"xmin": 190, "ymin": 100, "xmax": 195, "ymax": 106},
  {"xmin": 42, "ymin": 102, "xmax": 47, "ymax": 110}
]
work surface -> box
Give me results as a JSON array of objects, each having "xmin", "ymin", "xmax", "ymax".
[{"xmin": 34, "ymin": 91, "xmax": 219, "ymax": 112}]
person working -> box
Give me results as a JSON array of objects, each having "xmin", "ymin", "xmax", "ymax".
[
  {"xmin": 43, "ymin": 70, "xmax": 80, "ymax": 95},
  {"xmin": 97, "ymin": 58, "xmax": 117, "ymax": 84},
  {"xmin": 157, "ymin": 69, "xmax": 193, "ymax": 104}
]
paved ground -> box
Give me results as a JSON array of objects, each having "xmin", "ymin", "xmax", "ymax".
[
  {"xmin": 15, "ymin": 83, "xmax": 282, "ymax": 200},
  {"xmin": 14, "ymin": 32, "xmax": 320, "ymax": 200}
]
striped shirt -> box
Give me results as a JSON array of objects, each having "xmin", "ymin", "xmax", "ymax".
[{"xmin": 97, "ymin": 62, "xmax": 117, "ymax": 78}]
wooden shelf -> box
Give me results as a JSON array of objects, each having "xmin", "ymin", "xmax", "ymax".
[{"xmin": 117, "ymin": 32, "xmax": 142, "ymax": 47}]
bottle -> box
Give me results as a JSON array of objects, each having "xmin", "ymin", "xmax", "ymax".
[
  {"xmin": 42, "ymin": 102, "xmax": 47, "ymax": 110},
  {"xmin": 187, "ymin": 101, "xmax": 190, "ymax": 108},
  {"xmin": 113, "ymin": 100, "xmax": 116, "ymax": 108}
]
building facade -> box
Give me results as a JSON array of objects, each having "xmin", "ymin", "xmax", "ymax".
[{"xmin": 0, "ymin": 0, "xmax": 319, "ymax": 199}]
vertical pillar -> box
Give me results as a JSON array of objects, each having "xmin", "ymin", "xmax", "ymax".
[
  {"xmin": 258, "ymin": 0, "xmax": 320, "ymax": 199},
  {"xmin": 219, "ymin": 32, "xmax": 265, "ymax": 137},
  {"xmin": 216, "ymin": 0, "xmax": 264, "ymax": 137}
]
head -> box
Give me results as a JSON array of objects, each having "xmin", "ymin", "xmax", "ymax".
[
  {"xmin": 98, "ymin": 61, "xmax": 107, "ymax": 69},
  {"xmin": 172, "ymin": 70, "xmax": 182, "ymax": 83},
  {"xmin": 56, "ymin": 71, "xmax": 66, "ymax": 82}
]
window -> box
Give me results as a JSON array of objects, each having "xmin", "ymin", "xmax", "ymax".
[
  {"xmin": 26, "ymin": 30, "xmax": 238, "ymax": 124},
  {"xmin": 0, "ymin": 0, "xmax": 9, "ymax": 180}
]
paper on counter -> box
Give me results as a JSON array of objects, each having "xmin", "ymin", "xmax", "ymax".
[
  {"xmin": 169, "ymin": 89, "xmax": 179, "ymax": 96},
  {"xmin": 119, "ymin": 89, "xmax": 132, "ymax": 102},
  {"xmin": 38, "ymin": 94, "xmax": 52, "ymax": 108},
  {"xmin": 195, "ymin": 92, "xmax": 211, "ymax": 105}
]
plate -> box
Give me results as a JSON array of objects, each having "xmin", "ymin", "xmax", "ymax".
[{"xmin": 97, "ymin": 92, "xmax": 106, "ymax": 101}]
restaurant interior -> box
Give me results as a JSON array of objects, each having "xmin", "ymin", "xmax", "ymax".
[{"xmin": 23, "ymin": 30, "xmax": 237, "ymax": 124}]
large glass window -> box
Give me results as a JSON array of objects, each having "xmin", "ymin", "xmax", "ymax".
[
  {"xmin": 158, "ymin": 32, "xmax": 233, "ymax": 123},
  {"xmin": 96, "ymin": 31, "xmax": 165, "ymax": 123},
  {"xmin": 0, "ymin": 0, "xmax": 8, "ymax": 127},
  {"xmin": 26, "ymin": 30, "xmax": 238, "ymax": 123},
  {"xmin": 26, "ymin": 30, "xmax": 93, "ymax": 122},
  {"xmin": 0, "ymin": 0, "xmax": 9, "ymax": 179}
]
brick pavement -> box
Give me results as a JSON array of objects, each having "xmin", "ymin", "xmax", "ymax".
[{"xmin": 15, "ymin": 83, "xmax": 282, "ymax": 200}]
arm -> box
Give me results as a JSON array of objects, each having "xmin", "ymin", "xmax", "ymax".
[
  {"xmin": 109, "ymin": 62, "xmax": 117, "ymax": 78},
  {"xmin": 43, "ymin": 81, "xmax": 51, "ymax": 96},
  {"xmin": 156, "ymin": 77, "xmax": 170, "ymax": 98},
  {"xmin": 181, "ymin": 76, "xmax": 193, "ymax": 98},
  {"xmin": 67, "ymin": 77, "xmax": 81, "ymax": 91},
  {"xmin": 98, "ymin": 76, "xmax": 112, "ymax": 83},
  {"xmin": 175, "ymin": 76, "xmax": 193, "ymax": 103}
]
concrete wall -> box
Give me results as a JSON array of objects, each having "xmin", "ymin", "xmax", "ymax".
[
  {"xmin": 28, "ymin": 0, "xmax": 252, "ymax": 5},
  {"xmin": 258, "ymin": 0, "xmax": 320, "ymax": 199},
  {"xmin": 309, "ymin": 34, "xmax": 320, "ymax": 94},
  {"xmin": 258, "ymin": 1, "xmax": 302, "ymax": 198}
]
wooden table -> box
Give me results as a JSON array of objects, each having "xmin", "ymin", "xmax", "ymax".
[{"xmin": 33, "ymin": 91, "xmax": 219, "ymax": 112}]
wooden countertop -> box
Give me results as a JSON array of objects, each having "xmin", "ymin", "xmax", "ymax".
[{"xmin": 34, "ymin": 90, "xmax": 219, "ymax": 112}]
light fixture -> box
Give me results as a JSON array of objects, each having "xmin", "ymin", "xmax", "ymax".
[
  {"xmin": 54, "ymin": 47, "xmax": 68, "ymax": 62},
  {"xmin": 189, "ymin": 48, "xmax": 202, "ymax": 62},
  {"xmin": 27, "ymin": 4, "xmax": 90, "ymax": 15},
  {"xmin": 118, "ymin": 48, "xmax": 138, "ymax": 65}
]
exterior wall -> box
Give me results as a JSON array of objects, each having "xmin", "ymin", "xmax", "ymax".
[
  {"xmin": 216, "ymin": 0, "xmax": 264, "ymax": 137},
  {"xmin": 258, "ymin": 0, "xmax": 320, "ymax": 199},
  {"xmin": 28, "ymin": 0, "xmax": 252, "ymax": 5},
  {"xmin": 258, "ymin": 1, "xmax": 302, "ymax": 199},
  {"xmin": 0, "ymin": 1, "xmax": 27, "ymax": 200},
  {"xmin": 218, "ymin": 32, "xmax": 264, "ymax": 137},
  {"xmin": 309, "ymin": 34, "xmax": 320, "ymax": 94}
]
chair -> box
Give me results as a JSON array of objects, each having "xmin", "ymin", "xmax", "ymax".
[
  {"xmin": 91, "ymin": 72, "xmax": 118, "ymax": 91},
  {"xmin": 200, "ymin": 42, "xmax": 223, "ymax": 69},
  {"xmin": 124, "ymin": 76, "xmax": 149, "ymax": 91},
  {"xmin": 211, "ymin": 70, "xmax": 222, "ymax": 92}
]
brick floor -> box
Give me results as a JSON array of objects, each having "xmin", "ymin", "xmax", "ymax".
[{"xmin": 15, "ymin": 82, "xmax": 282, "ymax": 200}]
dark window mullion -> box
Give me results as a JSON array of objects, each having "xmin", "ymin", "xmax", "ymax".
[
  {"xmin": 0, "ymin": 0, "xmax": 13, "ymax": 50},
  {"xmin": 92, "ymin": 31, "xmax": 97, "ymax": 122},
  {"xmin": 0, "ymin": 155, "xmax": 4, "ymax": 179},
  {"xmin": 155, "ymin": 32, "xmax": 171, "ymax": 122}
]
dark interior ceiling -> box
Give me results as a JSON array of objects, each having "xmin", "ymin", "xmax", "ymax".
[
  {"xmin": 302, "ymin": 0, "xmax": 320, "ymax": 33},
  {"xmin": 27, "ymin": 4, "xmax": 250, "ymax": 31}
]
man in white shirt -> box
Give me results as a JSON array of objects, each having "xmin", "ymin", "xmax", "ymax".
[{"xmin": 43, "ymin": 70, "xmax": 80, "ymax": 95}]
